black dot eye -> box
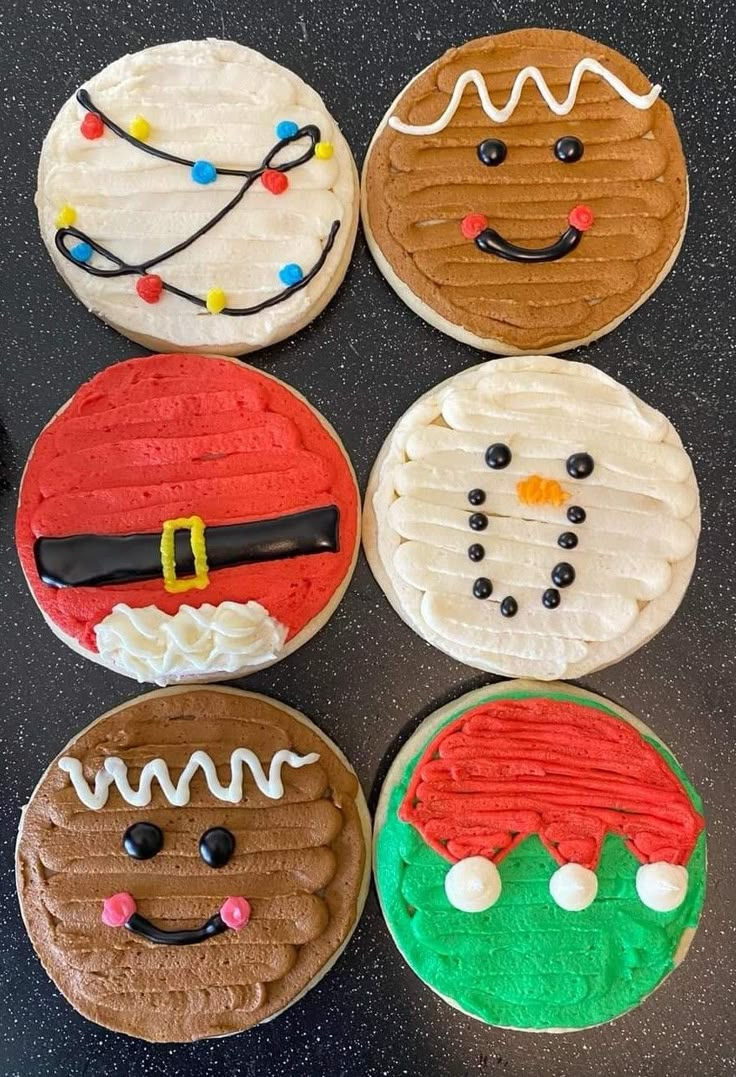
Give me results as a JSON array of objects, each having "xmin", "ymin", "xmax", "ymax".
[
  {"xmin": 199, "ymin": 827, "xmax": 235, "ymax": 869},
  {"xmin": 485, "ymin": 443, "xmax": 512, "ymax": 469},
  {"xmin": 554, "ymin": 136, "xmax": 584, "ymax": 163},
  {"xmin": 477, "ymin": 138, "xmax": 507, "ymax": 166},
  {"xmin": 566, "ymin": 452, "xmax": 594, "ymax": 479},
  {"xmin": 123, "ymin": 822, "xmax": 163, "ymax": 860}
]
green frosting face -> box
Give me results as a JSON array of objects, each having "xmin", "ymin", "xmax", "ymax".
[{"xmin": 375, "ymin": 690, "xmax": 706, "ymax": 1030}]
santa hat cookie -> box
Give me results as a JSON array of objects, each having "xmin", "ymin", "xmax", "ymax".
[
  {"xmin": 374, "ymin": 681, "xmax": 706, "ymax": 1031},
  {"xmin": 36, "ymin": 39, "xmax": 358, "ymax": 355},
  {"xmin": 15, "ymin": 353, "xmax": 359, "ymax": 684},
  {"xmin": 362, "ymin": 28, "xmax": 688, "ymax": 353},
  {"xmin": 364, "ymin": 355, "xmax": 700, "ymax": 679},
  {"xmin": 16, "ymin": 686, "xmax": 370, "ymax": 1041}
]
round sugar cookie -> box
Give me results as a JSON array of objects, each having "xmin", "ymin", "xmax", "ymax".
[
  {"xmin": 37, "ymin": 39, "xmax": 358, "ymax": 355},
  {"xmin": 374, "ymin": 681, "xmax": 706, "ymax": 1031},
  {"xmin": 363, "ymin": 355, "xmax": 699, "ymax": 680},
  {"xmin": 15, "ymin": 352, "xmax": 360, "ymax": 684},
  {"xmin": 362, "ymin": 28, "xmax": 688, "ymax": 354},
  {"xmin": 16, "ymin": 685, "xmax": 371, "ymax": 1042}
]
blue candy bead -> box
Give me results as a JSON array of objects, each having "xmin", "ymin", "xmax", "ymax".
[
  {"xmin": 276, "ymin": 120, "xmax": 299, "ymax": 140},
  {"xmin": 191, "ymin": 159, "xmax": 217, "ymax": 185},
  {"xmin": 278, "ymin": 263, "xmax": 304, "ymax": 286},
  {"xmin": 70, "ymin": 241, "xmax": 93, "ymax": 263}
]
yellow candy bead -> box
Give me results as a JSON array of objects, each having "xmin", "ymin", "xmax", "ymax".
[
  {"xmin": 55, "ymin": 204, "xmax": 77, "ymax": 228},
  {"xmin": 314, "ymin": 141, "xmax": 333, "ymax": 160},
  {"xmin": 206, "ymin": 288, "xmax": 227, "ymax": 314},
  {"xmin": 129, "ymin": 115, "xmax": 151, "ymax": 141}
]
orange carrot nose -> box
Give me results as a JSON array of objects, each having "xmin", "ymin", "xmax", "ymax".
[{"xmin": 516, "ymin": 474, "xmax": 570, "ymax": 508}]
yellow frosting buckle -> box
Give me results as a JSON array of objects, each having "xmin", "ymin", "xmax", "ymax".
[{"xmin": 160, "ymin": 516, "xmax": 209, "ymax": 594}]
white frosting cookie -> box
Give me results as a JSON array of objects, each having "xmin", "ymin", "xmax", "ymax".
[
  {"xmin": 36, "ymin": 39, "xmax": 358, "ymax": 355},
  {"xmin": 364, "ymin": 356, "xmax": 700, "ymax": 679}
]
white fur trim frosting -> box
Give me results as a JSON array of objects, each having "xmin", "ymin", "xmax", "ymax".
[{"xmin": 94, "ymin": 600, "xmax": 288, "ymax": 685}]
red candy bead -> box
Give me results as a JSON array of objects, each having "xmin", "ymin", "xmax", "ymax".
[
  {"xmin": 261, "ymin": 169, "xmax": 288, "ymax": 195},
  {"xmin": 461, "ymin": 213, "xmax": 489, "ymax": 240},
  {"xmin": 81, "ymin": 112, "xmax": 104, "ymax": 140},
  {"xmin": 568, "ymin": 204, "xmax": 594, "ymax": 232},
  {"xmin": 136, "ymin": 275, "xmax": 163, "ymax": 304}
]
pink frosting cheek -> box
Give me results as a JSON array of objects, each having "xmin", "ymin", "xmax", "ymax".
[
  {"xmin": 101, "ymin": 892, "xmax": 137, "ymax": 927},
  {"xmin": 220, "ymin": 896, "xmax": 251, "ymax": 931}
]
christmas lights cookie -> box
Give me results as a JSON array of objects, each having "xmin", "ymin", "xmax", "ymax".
[
  {"xmin": 16, "ymin": 686, "xmax": 370, "ymax": 1041},
  {"xmin": 362, "ymin": 29, "xmax": 687, "ymax": 353},
  {"xmin": 15, "ymin": 353, "xmax": 359, "ymax": 684},
  {"xmin": 375, "ymin": 681, "xmax": 706, "ymax": 1031},
  {"xmin": 364, "ymin": 355, "xmax": 699, "ymax": 679},
  {"xmin": 36, "ymin": 39, "xmax": 358, "ymax": 355}
]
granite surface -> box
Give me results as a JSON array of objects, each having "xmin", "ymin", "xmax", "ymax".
[{"xmin": 0, "ymin": 1, "xmax": 734, "ymax": 1074}]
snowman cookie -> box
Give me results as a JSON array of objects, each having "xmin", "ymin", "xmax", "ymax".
[
  {"xmin": 364, "ymin": 355, "xmax": 699, "ymax": 679},
  {"xmin": 374, "ymin": 681, "xmax": 706, "ymax": 1031},
  {"xmin": 362, "ymin": 29, "xmax": 687, "ymax": 353},
  {"xmin": 15, "ymin": 353, "xmax": 359, "ymax": 684},
  {"xmin": 16, "ymin": 686, "xmax": 370, "ymax": 1041},
  {"xmin": 37, "ymin": 39, "xmax": 358, "ymax": 355}
]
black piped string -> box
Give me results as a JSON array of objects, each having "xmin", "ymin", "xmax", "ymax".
[{"xmin": 55, "ymin": 89, "xmax": 341, "ymax": 315}]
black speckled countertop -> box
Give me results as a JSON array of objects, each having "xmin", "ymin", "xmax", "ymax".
[{"xmin": 1, "ymin": 1, "xmax": 734, "ymax": 1075}]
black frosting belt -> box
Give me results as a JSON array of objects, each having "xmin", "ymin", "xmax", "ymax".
[{"xmin": 34, "ymin": 506, "xmax": 340, "ymax": 589}]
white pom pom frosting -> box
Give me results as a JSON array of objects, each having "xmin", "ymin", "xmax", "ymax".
[
  {"xmin": 444, "ymin": 856, "xmax": 501, "ymax": 912},
  {"xmin": 548, "ymin": 863, "xmax": 598, "ymax": 911},
  {"xmin": 636, "ymin": 862, "xmax": 689, "ymax": 912}
]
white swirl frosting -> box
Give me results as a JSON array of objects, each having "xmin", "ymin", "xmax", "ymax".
[
  {"xmin": 94, "ymin": 600, "xmax": 288, "ymax": 685},
  {"xmin": 367, "ymin": 356, "xmax": 700, "ymax": 680}
]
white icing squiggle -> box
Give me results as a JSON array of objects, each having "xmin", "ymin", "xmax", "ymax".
[
  {"xmin": 59, "ymin": 748, "xmax": 320, "ymax": 810},
  {"xmin": 388, "ymin": 59, "xmax": 661, "ymax": 135},
  {"xmin": 94, "ymin": 600, "xmax": 288, "ymax": 686}
]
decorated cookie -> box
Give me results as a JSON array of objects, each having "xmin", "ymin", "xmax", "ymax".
[
  {"xmin": 16, "ymin": 353, "xmax": 359, "ymax": 684},
  {"xmin": 16, "ymin": 686, "xmax": 370, "ymax": 1041},
  {"xmin": 364, "ymin": 355, "xmax": 699, "ymax": 679},
  {"xmin": 362, "ymin": 29, "xmax": 687, "ymax": 353},
  {"xmin": 375, "ymin": 681, "xmax": 706, "ymax": 1031},
  {"xmin": 36, "ymin": 39, "xmax": 358, "ymax": 355}
]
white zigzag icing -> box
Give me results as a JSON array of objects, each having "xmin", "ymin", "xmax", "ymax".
[
  {"xmin": 388, "ymin": 58, "xmax": 661, "ymax": 135},
  {"xmin": 59, "ymin": 748, "xmax": 321, "ymax": 809}
]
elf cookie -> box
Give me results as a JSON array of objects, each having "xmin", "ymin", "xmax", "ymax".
[
  {"xmin": 36, "ymin": 39, "xmax": 358, "ymax": 355},
  {"xmin": 362, "ymin": 28, "xmax": 687, "ymax": 353},
  {"xmin": 16, "ymin": 686, "xmax": 370, "ymax": 1041},
  {"xmin": 15, "ymin": 353, "xmax": 359, "ymax": 684},
  {"xmin": 375, "ymin": 681, "xmax": 706, "ymax": 1031},
  {"xmin": 364, "ymin": 355, "xmax": 699, "ymax": 679}
]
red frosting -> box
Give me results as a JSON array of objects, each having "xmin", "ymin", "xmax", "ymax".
[
  {"xmin": 400, "ymin": 697, "xmax": 703, "ymax": 871},
  {"xmin": 16, "ymin": 354, "xmax": 358, "ymax": 652}
]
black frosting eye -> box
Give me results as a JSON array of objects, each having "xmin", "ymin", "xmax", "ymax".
[
  {"xmin": 485, "ymin": 443, "xmax": 512, "ymax": 469},
  {"xmin": 123, "ymin": 822, "xmax": 163, "ymax": 860},
  {"xmin": 477, "ymin": 138, "xmax": 507, "ymax": 166},
  {"xmin": 554, "ymin": 136, "xmax": 584, "ymax": 163},
  {"xmin": 566, "ymin": 452, "xmax": 595, "ymax": 479},
  {"xmin": 199, "ymin": 827, "xmax": 235, "ymax": 869}
]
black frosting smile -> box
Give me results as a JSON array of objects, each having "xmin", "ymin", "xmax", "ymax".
[
  {"xmin": 125, "ymin": 910, "xmax": 229, "ymax": 946},
  {"xmin": 474, "ymin": 222, "xmax": 584, "ymax": 264}
]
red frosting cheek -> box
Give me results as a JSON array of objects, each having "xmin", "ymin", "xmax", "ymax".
[{"xmin": 15, "ymin": 355, "xmax": 358, "ymax": 652}]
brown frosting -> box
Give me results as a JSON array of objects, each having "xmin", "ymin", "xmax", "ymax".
[
  {"xmin": 364, "ymin": 29, "xmax": 687, "ymax": 351},
  {"xmin": 16, "ymin": 689, "xmax": 366, "ymax": 1042}
]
